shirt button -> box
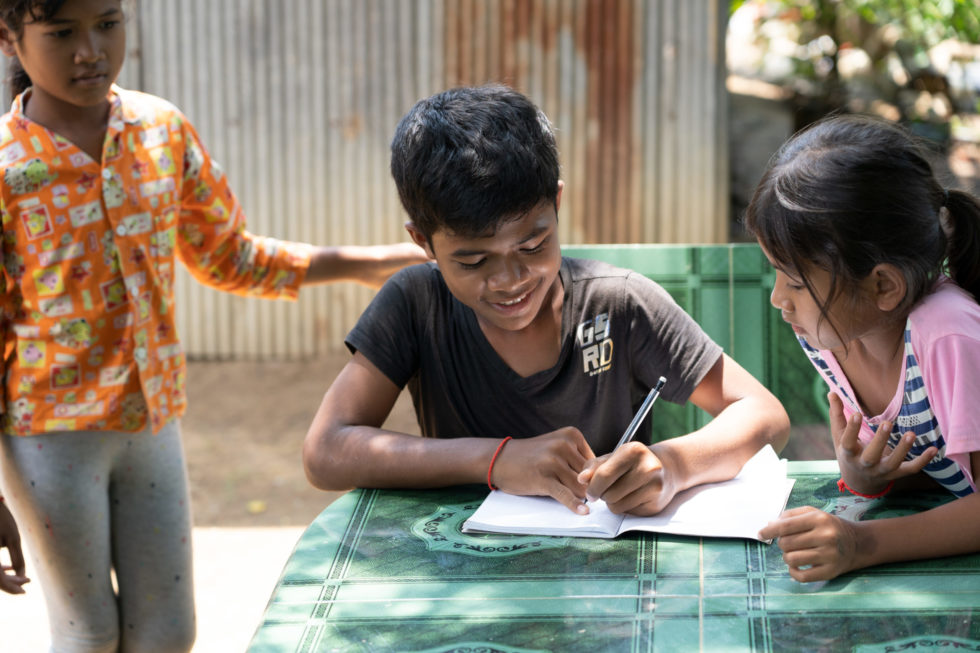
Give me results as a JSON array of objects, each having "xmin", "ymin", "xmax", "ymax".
[
  {"xmin": 102, "ymin": 169, "xmax": 112, "ymax": 180},
  {"xmin": 116, "ymin": 224, "xmax": 127, "ymax": 237}
]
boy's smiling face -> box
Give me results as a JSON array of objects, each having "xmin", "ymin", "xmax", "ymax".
[{"xmin": 409, "ymin": 185, "xmax": 564, "ymax": 337}]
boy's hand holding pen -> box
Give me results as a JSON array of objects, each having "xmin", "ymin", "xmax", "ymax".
[
  {"xmin": 486, "ymin": 378, "xmax": 667, "ymax": 516},
  {"xmin": 578, "ymin": 377, "xmax": 668, "ymax": 512}
]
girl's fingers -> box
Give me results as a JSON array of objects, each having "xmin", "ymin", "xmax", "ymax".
[
  {"xmin": 758, "ymin": 506, "xmax": 819, "ymax": 540},
  {"xmin": 896, "ymin": 445, "xmax": 938, "ymax": 477},
  {"xmin": 860, "ymin": 420, "xmax": 894, "ymax": 467},
  {"xmin": 837, "ymin": 412, "xmax": 864, "ymax": 457},
  {"xmin": 827, "ymin": 393, "xmax": 862, "ymax": 457},
  {"xmin": 787, "ymin": 562, "xmax": 833, "ymax": 584},
  {"xmin": 880, "ymin": 429, "xmax": 915, "ymax": 470},
  {"xmin": 827, "ymin": 393, "xmax": 848, "ymax": 447},
  {"xmin": 0, "ymin": 567, "xmax": 29, "ymax": 595},
  {"xmin": 781, "ymin": 547, "xmax": 826, "ymax": 568}
]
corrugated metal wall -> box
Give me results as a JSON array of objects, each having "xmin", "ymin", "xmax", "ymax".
[{"xmin": 4, "ymin": 0, "xmax": 730, "ymax": 358}]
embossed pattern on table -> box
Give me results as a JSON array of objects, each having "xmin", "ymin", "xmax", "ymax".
[{"xmin": 249, "ymin": 462, "xmax": 980, "ymax": 652}]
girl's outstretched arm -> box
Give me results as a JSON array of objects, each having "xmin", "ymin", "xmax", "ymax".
[
  {"xmin": 759, "ymin": 466, "xmax": 980, "ymax": 582},
  {"xmin": 303, "ymin": 242, "xmax": 428, "ymax": 289}
]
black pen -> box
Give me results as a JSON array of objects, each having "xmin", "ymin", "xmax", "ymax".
[
  {"xmin": 614, "ymin": 376, "xmax": 667, "ymax": 451},
  {"xmin": 582, "ymin": 376, "xmax": 667, "ymax": 506}
]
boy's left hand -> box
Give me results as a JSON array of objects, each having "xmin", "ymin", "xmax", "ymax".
[
  {"xmin": 577, "ymin": 442, "xmax": 679, "ymax": 515},
  {"xmin": 758, "ymin": 506, "xmax": 860, "ymax": 582},
  {"xmin": 491, "ymin": 428, "xmax": 596, "ymax": 514}
]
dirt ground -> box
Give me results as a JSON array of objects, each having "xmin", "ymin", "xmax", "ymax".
[
  {"xmin": 181, "ymin": 356, "xmax": 832, "ymax": 527},
  {"xmin": 181, "ymin": 355, "xmax": 420, "ymax": 527}
]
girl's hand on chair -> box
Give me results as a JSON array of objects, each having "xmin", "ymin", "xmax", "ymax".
[{"xmin": 828, "ymin": 393, "xmax": 936, "ymax": 495}]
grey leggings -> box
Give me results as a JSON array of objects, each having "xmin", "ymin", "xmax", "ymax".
[{"xmin": 0, "ymin": 422, "xmax": 195, "ymax": 653}]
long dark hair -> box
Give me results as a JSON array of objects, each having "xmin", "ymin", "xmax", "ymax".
[
  {"xmin": 744, "ymin": 114, "xmax": 980, "ymax": 337},
  {"xmin": 0, "ymin": 1, "xmax": 67, "ymax": 98}
]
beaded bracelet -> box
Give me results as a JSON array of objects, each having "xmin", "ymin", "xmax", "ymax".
[
  {"xmin": 487, "ymin": 436, "xmax": 513, "ymax": 491},
  {"xmin": 837, "ymin": 477, "xmax": 894, "ymax": 499}
]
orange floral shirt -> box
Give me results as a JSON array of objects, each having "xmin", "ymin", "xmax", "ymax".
[{"xmin": 0, "ymin": 86, "xmax": 311, "ymax": 435}]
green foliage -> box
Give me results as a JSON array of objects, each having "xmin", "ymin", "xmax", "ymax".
[
  {"xmin": 731, "ymin": 0, "xmax": 980, "ymax": 47},
  {"xmin": 729, "ymin": 0, "xmax": 980, "ymax": 129},
  {"xmin": 851, "ymin": 0, "xmax": 979, "ymax": 46}
]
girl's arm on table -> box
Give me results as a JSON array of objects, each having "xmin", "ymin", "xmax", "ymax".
[
  {"xmin": 302, "ymin": 351, "xmax": 595, "ymax": 513},
  {"xmin": 760, "ymin": 456, "xmax": 980, "ymax": 582},
  {"xmin": 580, "ymin": 353, "xmax": 791, "ymax": 515}
]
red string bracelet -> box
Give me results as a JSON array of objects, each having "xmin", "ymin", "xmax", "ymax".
[
  {"xmin": 837, "ymin": 478, "xmax": 894, "ymax": 499},
  {"xmin": 487, "ymin": 436, "xmax": 513, "ymax": 491}
]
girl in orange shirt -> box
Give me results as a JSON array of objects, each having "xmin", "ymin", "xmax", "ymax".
[{"xmin": 0, "ymin": 1, "xmax": 423, "ymax": 650}]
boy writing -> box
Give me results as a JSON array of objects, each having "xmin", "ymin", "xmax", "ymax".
[{"xmin": 303, "ymin": 85, "xmax": 790, "ymax": 515}]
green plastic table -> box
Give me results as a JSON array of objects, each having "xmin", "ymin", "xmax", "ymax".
[{"xmin": 249, "ymin": 461, "xmax": 980, "ymax": 652}]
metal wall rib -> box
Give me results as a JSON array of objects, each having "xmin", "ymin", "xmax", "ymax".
[{"xmin": 3, "ymin": 0, "xmax": 729, "ymax": 358}]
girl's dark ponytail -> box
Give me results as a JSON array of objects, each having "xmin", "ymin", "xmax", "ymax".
[{"xmin": 945, "ymin": 189, "xmax": 980, "ymax": 301}]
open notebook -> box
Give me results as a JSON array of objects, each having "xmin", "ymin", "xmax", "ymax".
[{"xmin": 462, "ymin": 445, "xmax": 795, "ymax": 541}]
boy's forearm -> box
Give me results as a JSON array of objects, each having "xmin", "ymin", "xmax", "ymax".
[
  {"xmin": 303, "ymin": 426, "xmax": 500, "ymax": 491},
  {"xmin": 651, "ymin": 391, "xmax": 790, "ymax": 494}
]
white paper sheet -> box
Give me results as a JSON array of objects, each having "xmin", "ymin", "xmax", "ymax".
[{"xmin": 462, "ymin": 444, "xmax": 795, "ymax": 541}]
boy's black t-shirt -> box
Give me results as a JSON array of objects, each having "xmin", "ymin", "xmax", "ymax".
[{"xmin": 345, "ymin": 257, "xmax": 722, "ymax": 454}]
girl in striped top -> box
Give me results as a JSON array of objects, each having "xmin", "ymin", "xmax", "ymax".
[{"xmin": 748, "ymin": 114, "xmax": 980, "ymax": 582}]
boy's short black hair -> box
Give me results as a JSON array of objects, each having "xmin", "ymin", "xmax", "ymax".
[{"xmin": 390, "ymin": 84, "xmax": 560, "ymax": 242}]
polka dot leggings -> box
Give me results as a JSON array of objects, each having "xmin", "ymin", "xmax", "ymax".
[{"xmin": 0, "ymin": 421, "xmax": 195, "ymax": 652}]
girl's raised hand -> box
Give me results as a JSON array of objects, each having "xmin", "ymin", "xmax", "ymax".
[
  {"xmin": 490, "ymin": 427, "xmax": 595, "ymax": 514},
  {"xmin": 829, "ymin": 392, "xmax": 936, "ymax": 495},
  {"xmin": 758, "ymin": 506, "xmax": 860, "ymax": 582}
]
